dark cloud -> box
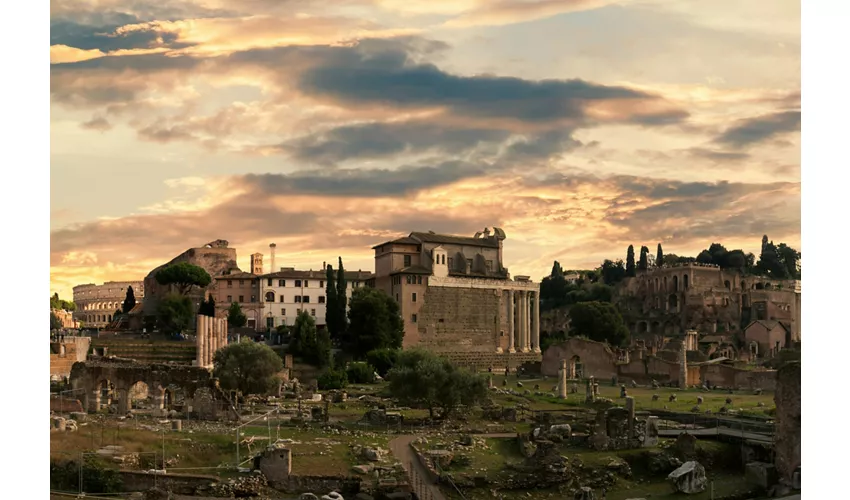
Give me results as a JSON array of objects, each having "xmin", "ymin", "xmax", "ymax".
[
  {"xmin": 51, "ymin": 20, "xmax": 192, "ymax": 52},
  {"xmin": 713, "ymin": 111, "xmax": 801, "ymax": 148},
  {"xmin": 242, "ymin": 161, "xmax": 494, "ymax": 197},
  {"xmin": 503, "ymin": 130, "xmax": 582, "ymax": 160},
  {"xmin": 284, "ymin": 121, "xmax": 511, "ymax": 164},
  {"xmin": 80, "ymin": 116, "xmax": 112, "ymax": 131},
  {"xmin": 687, "ymin": 148, "xmax": 750, "ymax": 162},
  {"xmin": 294, "ymin": 40, "xmax": 687, "ymax": 126}
]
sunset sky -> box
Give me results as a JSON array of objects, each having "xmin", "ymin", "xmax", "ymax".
[{"xmin": 49, "ymin": 0, "xmax": 801, "ymax": 300}]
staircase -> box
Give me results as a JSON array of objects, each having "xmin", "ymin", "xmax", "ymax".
[{"xmin": 91, "ymin": 337, "xmax": 196, "ymax": 364}]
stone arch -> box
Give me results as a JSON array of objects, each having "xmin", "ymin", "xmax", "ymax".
[
  {"xmin": 724, "ymin": 280, "xmax": 731, "ymax": 289},
  {"xmin": 654, "ymin": 296, "xmax": 660, "ymax": 309},
  {"xmin": 764, "ymin": 283, "xmax": 773, "ymax": 290},
  {"xmin": 651, "ymin": 321, "xmax": 661, "ymax": 334},
  {"xmin": 756, "ymin": 283, "xmax": 765, "ymax": 290},
  {"xmin": 129, "ymin": 381, "xmax": 150, "ymax": 408},
  {"xmin": 655, "ymin": 278, "xmax": 659, "ymax": 293},
  {"xmin": 683, "ymin": 274, "xmax": 689, "ymax": 289},
  {"xmin": 663, "ymin": 276, "xmax": 668, "ymax": 292},
  {"xmin": 741, "ymin": 280, "xmax": 746, "ymax": 290},
  {"xmin": 673, "ymin": 275, "xmax": 679, "ymax": 292},
  {"xmin": 668, "ymin": 294, "xmax": 679, "ymax": 312},
  {"xmin": 265, "ymin": 291, "xmax": 275, "ymax": 302}
]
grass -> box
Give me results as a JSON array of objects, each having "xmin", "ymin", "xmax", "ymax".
[{"xmin": 488, "ymin": 375, "xmax": 775, "ymax": 416}]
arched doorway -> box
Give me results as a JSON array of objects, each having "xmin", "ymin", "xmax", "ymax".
[
  {"xmin": 673, "ymin": 276, "xmax": 679, "ymax": 292},
  {"xmin": 683, "ymin": 275, "xmax": 689, "ymax": 289},
  {"xmin": 129, "ymin": 381, "xmax": 150, "ymax": 409},
  {"xmin": 668, "ymin": 294, "xmax": 679, "ymax": 313},
  {"xmin": 569, "ymin": 355, "xmax": 583, "ymax": 379}
]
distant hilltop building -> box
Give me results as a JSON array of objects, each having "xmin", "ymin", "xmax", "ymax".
[
  {"xmin": 370, "ymin": 228, "xmax": 541, "ymax": 366},
  {"xmin": 73, "ymin": 281, "xmax": 145, "ymax": 328}
]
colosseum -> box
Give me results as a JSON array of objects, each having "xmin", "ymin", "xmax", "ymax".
[{"xmin": 73, "ymin": 281, "xmax": 145, "ymax": 328}]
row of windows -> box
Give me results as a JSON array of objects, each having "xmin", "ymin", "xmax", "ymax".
[
  {"xmin": 277, "ymin": 308, "xmax": 316, "ymax": 317},
  {"xmin": 263, "ymin": 279, "xmax": 365, "ymax": 288},
  {"xmin": 393, "ymin": 275, "xmax": 424, "ymax": 285},
  {"xmin": 263, "ymin": 292, "xmax": 324, "ymax": 304}
]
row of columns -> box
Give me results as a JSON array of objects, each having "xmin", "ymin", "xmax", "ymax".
[
  {"xmin": 197, "ymin": 315, "xmax": 228, "ymax": 368},
  {"xmin": 505, "ymin": 289, "xmax": 540, "ymax": 353}
]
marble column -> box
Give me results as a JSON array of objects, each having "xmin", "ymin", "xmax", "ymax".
[
  {"xmin": 196, "ymin": 315, "xmax": 205, "ymax": 366},
  {"xmin": 532, "ymin": 291, "xmax": 541, "ymax": 353},
  {"xmin": 558, "ymin": 359, "xmax": 568, "ymax": 399},
  {"xmin": 520, "ymin": 291, "xmax": 529, "ymax": 353},
  {"xmin": 507, "ymin": 290, "xmax": 515, "ymax": 353}
]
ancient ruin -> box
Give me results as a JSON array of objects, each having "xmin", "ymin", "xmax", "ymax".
[{"xmin": 195, "ymin": 314, "xmax": 228, "ymax": 368}]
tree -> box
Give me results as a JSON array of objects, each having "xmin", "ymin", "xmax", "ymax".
[
  {"xmin": 154, "ymin": 262, "xmax": 212, "ymax": 295},
  {"xmin": 550, "ymin": 261, "xmax": 564, "ymax": 278},
  {"xmin": 696, "ymin": 250, "xmax": 714, "ymax": 264},
  {"xmin": 387, "ymin": 349, "xmax": 488, "ymax": 419},
  {"xmin": 336, "ymin": 257, "xmax": 348, "ymax": 338},
  {"xmin": 157, "ymin": 294, "xmax": 194, "ymax": 333},
  {"xmin": 346, "ymin": 362, "xmax": 377, "ymax": 384},
  {"xmin": 51, "ymin": 293, "xmax": 76, "ymax": 311},
  {"xmin": 638, "ymin": 246, "xmax": 649, "ymax": 271},
  {"xmin": 325, "ymin": 264, "xmax": 340, "ymax": 340},
  {"xmin": 625, "ymin": 246, "xmax": 636, "ymax": 277},
  {"xmin": 122, "ymin": 286, "xmax": 136, "ymax": 314},
  {"xmin": 776, "ymin": 243, "xmax": 801, "ymax": 279},
  {"xmin": 199, "ymin": 294, "xmax": 216, "ymax": 317},
  {"xmin": 600, "ymin": 259, "xmax": 627, "ymax": 285},
  {"xmin": 50, "ymin": 312, "xmax": 62, "ymax": 330},
  {"xmin": 569, "ymin": 301, "xmax": 630, "ymax": 347},
  {"xmin": 656, "ymin": 244, "xmax": 664, "ymax": 268},
  {"xmin": 227, "ymin": 302, "xmax": 247, "ymax": 329},
  {"xmin": 366, "ymin": 348, "xmax": 400, "ymax": 377},
  {"xmin": 347, "ymin": 287, "xmax": 404, "ymax": 358},
  {"xmin": 213, "ymin": 341, "xmax": 283, "ymax": 395}
]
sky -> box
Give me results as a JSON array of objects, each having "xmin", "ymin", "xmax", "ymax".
[{"xmin": 49, "ymin": 0, "xmax": 801, "ymax": 300}]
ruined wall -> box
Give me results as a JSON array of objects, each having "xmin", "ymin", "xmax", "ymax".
[
  {"xmin": 142, "ymin": 244, "xmax": 239, "ymax": 318},
  {"xmin": 541, "ymin": 338, "xmax": 617, "ymax": 378},
  {"xmin": 50, "ymin": 337, "xmax": 91, "ymax": 378},
  {"xmin": 541, "ymin": 306, "xmax": 571, "ymax": 334},
  {"xmin": 118, "ymin": 471, "xmax": 217, "ymax": 494},
  {"xmin": 699, "ymin": 364, "xmax": 777, "ymax": 390},
  {"xmin": 416, "ymin": 286, "xmax": 500, "ymax": 353},
  {"xmin": 774, "ymin": 362, "xmax": 801, "ymax": 484},
  {"xmin": 280, "ymin": 475, "xmax": 360, "ymax": 494}
]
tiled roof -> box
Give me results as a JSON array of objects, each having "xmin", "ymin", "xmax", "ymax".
[
  {"xmin": 410, "ymin": 231, "xmax": 500, "ymax": 248},
  {"xmin": 372, "ymin": 237, "xmax": 421, "ymax": 249},
  {"xmin": 745, "ymin": 320, "xmax": 791, "ymax": 332},
  {"xmin": 215, "ymin": 271, "xmax": 257, "ymax": 280},
  {"xmin": 260, "ymin": 269, "xmax": 374, "ymax": 280}
]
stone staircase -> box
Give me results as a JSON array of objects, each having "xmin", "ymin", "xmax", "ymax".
[{"xmin": 91, "ymin": 337, "xmax": 196, "ymax": 364}]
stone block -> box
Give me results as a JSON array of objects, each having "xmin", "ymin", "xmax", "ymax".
[{"xmin": 745, "ymin": 462, "xmax": 778, "ymax": 490}]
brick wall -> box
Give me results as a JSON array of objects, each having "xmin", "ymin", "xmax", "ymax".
[
  {"xmin": 50, "ymin": 337, "xmax": 91, "ymax": 378},
  {"xmin": 416, "ymin": 287, "xmax": 500, "ymax": 353},
  {"xmin": 541, "ymin": 338, "xmax": 617, "ymax": 379}
]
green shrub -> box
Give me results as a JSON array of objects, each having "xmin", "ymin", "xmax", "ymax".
[
  {"xmin": 50, "ymin": 458, "xmax": 123, "ymax": 493},
  {"xmin": 365, "ymin": 348, "xmax": 399, "ymax": 377},
  {"xmin": 317, "ymin": 369, "xmax": 348, "ymax": 390},
  {"xmin": 346, "ymin": 362, "xmax": 377, "ymax": 384}
]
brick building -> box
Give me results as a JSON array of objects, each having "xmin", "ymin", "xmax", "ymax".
[{"xmin": 371, "ymin": 228, "xmax": 541, "ymax": 365}]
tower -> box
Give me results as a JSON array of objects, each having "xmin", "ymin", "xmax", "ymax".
[
  {"xmin": 269, "ymin": 243, "xmax": 277, "ymax": 273},
  {"xmin": 250, "ymin": 253, "xmax": 263, "ymax": 275}
]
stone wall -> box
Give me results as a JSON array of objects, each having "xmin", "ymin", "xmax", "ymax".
[
  {"xmin": 699, "ymin": 364, "xmax": 777, "ymax": 390},
  {"xmin": 416, "ymin": 286, "xmax": 500, "ymax": 353},
  {"xmin": 50, "ymin": 396, "xmax": 84, "ymax": 413},
  {"xmin": 774, "ymin": 361, "xmax": 801, "ymax": 484},
  {"xmin": 50, "ymin": 337, "xmax": 91, "ymax": 378},
  {"xmin": 118, "ymin": 471, "xmax": 217, "ymax": 494},
  {"xmin": 541, "ymin": 338, "xmax": 617, "ymax": 378},
  {"xmin": 280, "ymin": 475, "xmax": 360, "ymax": 494}
]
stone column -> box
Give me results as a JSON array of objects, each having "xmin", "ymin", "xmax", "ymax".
[
  {"xmin": 679, "ymin": 341, "xmax": 688, "ymax": 389},
  {"xmin": 559, "ymin": 359, "xmax": 568, "ymax": 399},
  {"xmin": 532, "ymin": 291, "xmax": 540, "ymax": 353},
  {"xmin": 507, "ymin": 290, "xmax": 515, "ymax": 353},
  {"xmin": 625, "ymin": 396, "xmax": 635, "ymax": 439},
  {"xmin": 196, "ymin": 315, "xmax": 205, "ymax": 366},
  {"xmin": 89, "ymin": 389, "xmax": 101, "ymax": 412},
  {"xmin": 521, "ymin": 291, "xmax": 530, "ymax": 352}
]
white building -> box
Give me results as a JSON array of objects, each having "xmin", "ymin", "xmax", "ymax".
[{"xmin": 258, "ymin": 267, "xmax": 374, "ymax": 330}]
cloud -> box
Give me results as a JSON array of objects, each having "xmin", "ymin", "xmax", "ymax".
[
  {"xmin": 283, "ymin": 120, "xmax": 512, "ymax": 164},
  {"xmin": 80, "ymin": 116, "xmax": 112, "ymax": 131},
  {"xmin": 713, "ymin": 110, "xmax": 801, "ymax": 149},
  {"xmin": 443, "ymin": 0, "xmax": 616, "ymax": 28}
]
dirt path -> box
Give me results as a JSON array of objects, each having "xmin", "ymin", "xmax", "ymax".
[{"xmin": 389, "ymin": 435, "xmax": 447, "ymax": 500}]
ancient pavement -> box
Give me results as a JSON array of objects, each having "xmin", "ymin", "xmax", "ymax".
[{"xmin": 389, "ymin": 435, "xmax": 448, "ymax": 500}]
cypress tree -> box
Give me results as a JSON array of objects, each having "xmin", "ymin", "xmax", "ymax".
[
  {"xmin": 122, "ymin": 286, "xmax": 137, "ymax": 314},
  {"xmin": 656, "ymin": 244, "xmax": 664, "ymax": 269},
  {"xmin": 336, "ymin": 257, "xmax": 348, "ymax": 336},
  {"xmin": 639, "ymin": 246, "xmax": 649, "ymax": 271},
  {"xmin": 325, "ymin": 264, "xmax": 339, "ymax": 339},
  {"xmin": 626, "ymin": 245, "xmax": 636, "ymax": 277}
]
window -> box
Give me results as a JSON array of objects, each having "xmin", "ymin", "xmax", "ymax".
[
  {"xmin": 412, "ymin": 292, "xmax": 417, "ymax": 302},
  {"xmin": 466, "ymin": 259, "xmax": 473, "ymax": 269},
  {"xmin": 265, "ymin": 292, "xmax": 275, "ymax": 302},
  {"xmin": 311, "ymin": 309, "xmax": 316, "ymax": 316},
  {"xmin": 396, "ymin": 294, "xmax": 399, "ymax": 302},
  {"xmin": 295, "ymin": 280, "xmax": 302, "ymax": 287},
  {"xmin": 280, "ymin": 295, "xmax": 285, "ymax": 302},
  {"xmin": 304, "ymin": 280, "xmax": 309, "ymax": 287},
  {"xmin": 320, "ymin": 280, "xmax": 324, "ymax": 288},
  {"xmin": 267, "ymin": 279, "xmax": 272, "ymax": 286},
  {"xmin": 279, "ymin": 279, "xmax": 286, "ymax": 287},
  {"xmin": 442, "ymin": 255, "xmax": 446, "ymax": 265},
  {"xmin": 281, "ymin": 308, "xmax": 286, "ymax": 316},
  {"xmin": 485, "ymin": 260, "xmax": 493, "ymax": 271},
  {"xmin": 404, "ymin": 255, "xmax": 411, "ymax": 267},
  {"xmin": 227, "ymin": 295, "xmax": 233, "ymax": 302},
  {"xmin": 303, "ymin": 296, "xmax": 310, "ymax": 303},
  {"xmin": 295, "ymin": 296, "xmax": 302, "ymax": 303},
  {"xmin": 412, "ymin": 314, "xmax": 417, "ymax": 323},
  {"xmin": 227, "ymin": 280, "xmax": 232, "ymax": 287},
  {"xmin": 251, "ymin": 295, "xmax": 256, "ymax": 302},
  {"xmin": 417, "ymin": 276, "xmax": 422, "ymax": 285},
  {"xmin": 448, "ymin": 257, "xmax": 453, "ymax": 269},
  {"xmin": 318, "ymin": 296, "xmax": 326, "ymax": 304},
  {"xmin": 406, "ymin": 275, "xmax": 412, "ymax": 284},
  {"xmin": 239, "ymin": 280, "xmax": 244, "ymax": 287},
  {"xmin": 238, "ymin": 295, "xmax": 244, "ymax": 302}
]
